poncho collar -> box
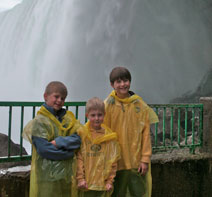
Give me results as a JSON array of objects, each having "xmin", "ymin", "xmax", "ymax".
[
  {"xmin": 109, "ymin": 90, "xmax": 141, "ymax": 104},
  {"xmin": 109, "ymin": 90, "xmax": 159, "ymax": 124},
  {"xmin": 37, "ymin": 105, "xmax": 75, "ymax": 134},
  {"xmin": 83, "ymin": 121, "xmax": 117, "ymax": 144},
  {"xmin": 43, "ymin": 103, "xmax": 66, "ymax": 122}
]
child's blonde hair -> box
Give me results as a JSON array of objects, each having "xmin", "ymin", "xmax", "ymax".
[
  {"xmin": 45, "ymin": 81, "xmax": 68, "ymax": 97},
  {"xmin": 86, "ymin": 97, "xmax": 105, "ymax": 114}
]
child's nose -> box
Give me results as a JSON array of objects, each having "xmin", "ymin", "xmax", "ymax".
[
  {"xmin": 120, "ymin": 81, "xmax": 124, "ymax": 85},
  {"xmin": 58, "ymin": 97, "xmax": 62, "ymax": 102}
]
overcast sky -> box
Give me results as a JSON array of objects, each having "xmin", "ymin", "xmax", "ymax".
[{"xmin": 0, "ymin": 0, "xmax": 22, "ymax": 11}]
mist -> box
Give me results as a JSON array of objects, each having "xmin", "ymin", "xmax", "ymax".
[{"xmin": 0, "ymin": 0, "xmax": 212, "ymax": 104}]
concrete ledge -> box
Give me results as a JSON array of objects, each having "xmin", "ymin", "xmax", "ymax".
[{"xmin": 1, "ymin": 154, "xmax": 212, "ymax": 197}]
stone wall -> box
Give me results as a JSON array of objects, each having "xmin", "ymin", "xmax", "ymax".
[
  {"xmin": 0, "ymin": 170, "xmax": 29, "ymax": 197},
  {"xmin": 200, "ymin": 97, "xmax": 212, "ymax": 152},
  {"xmin": 152, "ymin": 152, "xmax": 212, "ymax": 197},
  {"xmin": 1, "ymin": 155, "xmax": 212, "ymax": 197}
]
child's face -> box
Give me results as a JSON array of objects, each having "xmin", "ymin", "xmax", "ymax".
[
  {"xmin": 44, "ymin": 92, "xmax": 66, "ymax": 111},
  {"xmin": 111, "ymin": 78, "xmax": 131, "ymax": 99},
  {"xmin": 86, "ymin": 109, "xmax": 104, "ymax": 130}
]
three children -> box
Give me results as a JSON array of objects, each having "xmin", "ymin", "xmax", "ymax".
[{"xmin": 23, "ymin": 67, "xmax": 158, "ymax": 196}]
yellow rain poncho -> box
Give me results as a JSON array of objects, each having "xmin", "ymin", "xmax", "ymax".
[
  {"xmin": 104, "ymin": 90, "xmax": 159, "ymax": 197},
  {"xmin": 76, "ymin": 122, "xmax": 121, "ymax": 197},
  {"xmin": 23, "ymin": 106, "xmax": 81, "ymax": 197}
]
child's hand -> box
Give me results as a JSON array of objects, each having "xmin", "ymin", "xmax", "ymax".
[
  {"xmin": 78, "ymin": 180, "xmax": 88, "ymax": 189},
  {"xmin": 51, "ymin": 140, "xmax": 57, "ymax": 147},
  {"xmin": 138, "ymin": 162, "xmax": 148, "ymax": 176},
  {"xmin": 106, "ymin": 183, "xmax": 113, "ymax": 191}
]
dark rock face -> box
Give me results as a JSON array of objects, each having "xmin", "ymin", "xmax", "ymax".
[
  {"xmin": 170, "ymin": 67, "xmax": 212, "ymax": 103},
  {"xmin": 0, "ymin": 133, "xmax": 30, "ymax": 169}
]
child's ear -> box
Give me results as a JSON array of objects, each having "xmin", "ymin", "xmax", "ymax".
[
  {"xmin": 110, "ymin": 82, "xmax": 114, "ymax": 89},
  {"xmin": 85, "ymin": 113, "xmax": 88, "ymax": 118},
  {"xmin": 43, "ymin": 93, "xmax": 47, "ymax": 101}
]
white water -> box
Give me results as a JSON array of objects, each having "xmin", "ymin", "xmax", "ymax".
[
  {"xmin": 0, "ymin": 0, "xmax": 212, "ymax": 153},
  {"xmin": 0, "ymin": 0, "xmax": 212, "ymax": 104},
  {"xmin": 0, "ymin": 0, "xmax": 22, "ymax": 12}
]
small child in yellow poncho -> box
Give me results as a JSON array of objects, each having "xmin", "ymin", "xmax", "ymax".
[
  {"xmin": 76, "ymin": 97, "xmax": 120, "ymax": 197},
  {"xmin": 104, "ymin": 67, "xmax": 159, "ymax": 197}
]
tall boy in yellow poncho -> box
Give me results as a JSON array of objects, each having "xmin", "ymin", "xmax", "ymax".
[
  {"xmin": 104, "ymin": 67, "xmax": 159, "ymax": 197},
  {"xmin": 23, "ymin": 81, "xmax": 81, "ymax": 197},
  {"xmin": 76, "ymin": 97, "xmax": 120, "ymax": 197}
]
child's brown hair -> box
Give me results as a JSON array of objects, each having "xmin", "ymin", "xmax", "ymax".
[
  {"xmin": 109, "ymin": 66, "xmax": 131, "ymax": 84},
  {"xmin": 45, "ymin": 81, "xmax": 68, "ymax": 97}
]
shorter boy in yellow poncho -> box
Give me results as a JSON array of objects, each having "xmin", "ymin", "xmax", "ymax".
[
  {"xmin": 22, "ymin": 81, "xmax": 82, "ymax": 197},
  {"xmin": 76, "ymin": 97, "xmax": 120, "ymax": 197}
]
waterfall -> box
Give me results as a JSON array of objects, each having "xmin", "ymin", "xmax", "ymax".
[
  {"xmin": 0, "ymin": 0, "xmax": 22, "ymax": 12},
  {"xmin": 0, "ymin": 0, "xmax": 212, "ymax": 104}
]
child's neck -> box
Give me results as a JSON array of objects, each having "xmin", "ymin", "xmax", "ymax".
[
  {"xmin": 116, "ymin": 92, "xmax": 130, "ymax": 99},
  {"xmin": 90, "ymin": 126, "xmax": 103, "ymax": 132}
]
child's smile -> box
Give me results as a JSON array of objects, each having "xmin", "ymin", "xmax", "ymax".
[
  {"xmin": 44, "ymin": 92, "xmax": 65, "ymax": 111},
  {"xmin": 111, "ymin": 79, "xmax": 131, "ymax": 99}
]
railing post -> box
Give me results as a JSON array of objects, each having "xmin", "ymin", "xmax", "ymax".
[{"xmin": 199, "ymin": 97, "xmax": 212, "ymax": 153}]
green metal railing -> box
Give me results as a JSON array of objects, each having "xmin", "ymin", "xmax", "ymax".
[
  {"xmin": 149, "ymin": 104, "xmax": 203, "ymax": 154},
  {"xmin": 0, "ymin": 102, "xmax": 203, "ymax": 163},
  {"xmin": 0, "ymin": 101, "xmax": 86, "ymax": 163}
]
